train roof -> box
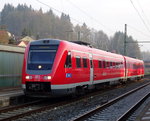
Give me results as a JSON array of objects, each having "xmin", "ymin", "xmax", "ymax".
[
  {"xmin": 70, "ymin": 41, "xmax": 92, "ymax": 47},
  {"xmin": 32, "ymin": 39, "xmax": 123, "ymax": 59},
  {"xmin": 29, "ymin": 38, "xmax": 61, "ymax": 45},
  {"xmin": 62, "ymin": 40, "xmax": 125, "ymax": 60},
  {"xmin": 29, "ymin": 39, "xmax": 143, "ymax": 62},
  {"xmin": 124, "ymin": 56, "xmax": 144, "ymax": 63}
]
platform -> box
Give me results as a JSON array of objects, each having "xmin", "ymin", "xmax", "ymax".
[{"xmin": 0, "ymin": 87, "xmax": 24, "ymax": 107}]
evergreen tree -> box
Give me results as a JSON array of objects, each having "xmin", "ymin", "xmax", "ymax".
[
  {"xmin": 110, "ymin": 31, "xmax": 141, "ymax": 59},
  {"xmin": 93, "ymin": 30, "xmax": 110, "ymax": 51},
  {"xmin": 0, "ymin": 3, "xmax": 142, "ymax": 58}
]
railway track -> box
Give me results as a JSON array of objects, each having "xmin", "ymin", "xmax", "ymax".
[
  {"xmin": 0, "ymin": 99, "xmax": 46, "ymax": 121},
  {"xmin": 0, "ymin": 90, "xmax": 110, "ymax": 121},
  {"xmin": 71, "ymin": 82, "xmax": 150, "ymax": 121},
  {"xmin": 0, "ymin": 80, "xmax": 149, "ymax": 121},
  {"xmin": 0, "ymin": 96, "xmax": 81, "ymax": 121},
  {"xmin": 117, "ymin": 94, "xmax": 149, "ymax": 121},
  {"xmin": 0, "ymin": 93, "xmax": 99, "ymax": 120}
]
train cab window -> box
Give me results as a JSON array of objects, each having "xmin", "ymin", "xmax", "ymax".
[
  {"xmin": 65, "ymin": 52, "xmax": 72, "ymax": 68},
  {"xmin": 76, "ymin": 56, "xmax": 81, "ymax": 68},
  {"xmin": 83, "ymin": 58, "xmax": 88, "ymax": 68},
  {"xmin": 27, "ymin": 45, "xmax": 59, "ymax": 71},
  {"xmin": 28, "ymin": 50, "xmax": 56, "ymax": 70},
  {"xmin": 98, "ymin": 60, "xmax": 102, "ymax": 68}
]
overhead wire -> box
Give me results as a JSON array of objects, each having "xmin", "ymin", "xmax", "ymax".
[
  {"xmin": 34, "ymin": 0, "xmax": 150, "ymax": 42},
  {"xmin": 128, "ymin": 24, "xmax": 150, "ymax": 38},
  {"xmin": 66, "ymin": 0, "xmax": 114, "ymax": 33},
  {"xmin": 36, "ymin": 0, "xmax": 114, "ymax": 33},
  {"xmin": 130, "ymin": 0, "xmax": 150, "ymax": 33},
  {"xmin": 35, "ymin": 0, "xmax": 83, "ymax": 25},
  {"xmin": 136, "ymin": 0, "xmax": 150, "ymax": 26}
]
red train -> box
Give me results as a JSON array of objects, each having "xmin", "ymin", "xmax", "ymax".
[{"xmin": 22, "ymin": 39, "xmax": 144, "ymax": 97}]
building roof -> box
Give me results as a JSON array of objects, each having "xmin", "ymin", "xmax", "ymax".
[{"xmin": 18, "ymin": 41, "xmax": 30, "ymax": 47}]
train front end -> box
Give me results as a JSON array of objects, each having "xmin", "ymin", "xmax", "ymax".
[{"xmin": 22, "ymin": 39, "xmax": 61, "ymax": 97}]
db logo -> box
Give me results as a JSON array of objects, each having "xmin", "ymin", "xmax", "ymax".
[{"xmin": 35, "ymin": 75, "xmax": 40, "ymax": 81}]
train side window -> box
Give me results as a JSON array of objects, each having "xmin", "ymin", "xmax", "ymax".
[
  {"xmin": 118, "ymin": 62, "xmax": 120, "ymax": 68},
  {"xmin": 83, "ymin": 58, "xmax": 88, "ymax": 68},
  {"xmin": 119, "ymin": 62, "xmax": 122, "ymax": 68},
  {"xmin": 128, "ymin": 63, "xmax": 130, "ymax": 68},
  {"xmin": 112, "ymin": 62, "xmax": 115, "ymax": 68},
  {"xmin": 115, "ymin": 62, "xmax": 117, "ymax": 68},
  {"xmin": 133, "ymin": 64, "xmax": 137, "ymax": 69},
  {"xmin": 105, "ymin": 61, "xmax": 107, "ymax": 68},
  {"xmin": 98, "ymin": 60, "xmax": 102, "ymax": 68},
  {"xmin": 107, "ymin": 61, "xmax": 110, "ymax": 68},
  {"xmin": 103, "ymin": 60, "xmax": 106, "ymax": 68},
  {"xmin": 120, "ymin": 62, "xmax": 122, "ymax": 68},
  {"xmin": 76, "ymin": 56, "xmax": 81, "ymax": 68},
  {"xmin": 129, "ymin": 63, "xmax": 131, "ymax": 68},
  {"xmin": 110, "ymin": 62, "xmax": 113, "ymax": 68},
  {"xmin": 90, "ymin": 60, "xmax": 93, "ymax": 68},
  {"xmin": 116, "ymin": 62, "xmax": 119, "ymax": 68},
  {"xmin": 65, "ymin": 51, "xmax": 72, "ymax": 68}
]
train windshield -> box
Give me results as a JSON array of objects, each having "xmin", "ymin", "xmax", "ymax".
[
  {"xmin": 29, "ymin": 50, "xmax": 56, "ymax": 64},
  {"xmin": 27, "ymin": 45, "xmax": 58, "ymax": 70}
]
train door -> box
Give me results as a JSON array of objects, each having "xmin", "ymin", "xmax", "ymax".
[
  {"xmin": 89, "ymin": 54, "xmax": 93, "ymax": 84},
  {"xmin": 124, "ymin": 57, "xmax": 128, "ymax": 80}
]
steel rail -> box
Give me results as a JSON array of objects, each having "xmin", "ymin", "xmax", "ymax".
[
  {"xmin": 0, "ymin": 99, "xmax": 44, "ymax": 113},
  {"xmin": 71, "ymin": 82, "xmax": 150, "ymax": 121},
  {"xmin": 0, "ymin": 82, "xmax": 126, "ymax": 121},
  {"xmin": 117, "ymin": 93, "xmax": 150, "ymax": 121}
]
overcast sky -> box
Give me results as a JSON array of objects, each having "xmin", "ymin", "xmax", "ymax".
[{"xmin": 1, "ymin": 0, "xmax": 150, "ymax": 51}]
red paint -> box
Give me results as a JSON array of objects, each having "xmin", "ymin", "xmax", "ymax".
[{"xmin": 22, "ymin": 39, "xmax": 144, "ymax": 95}]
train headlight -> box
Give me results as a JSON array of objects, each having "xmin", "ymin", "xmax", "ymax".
[
  {"xmin": 44, "ymin": 76, "xmax": 51, "ymax": 80},
  {"xmin": 25, "ymin": 76, "xmax": 32, "ymax": 79}
]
